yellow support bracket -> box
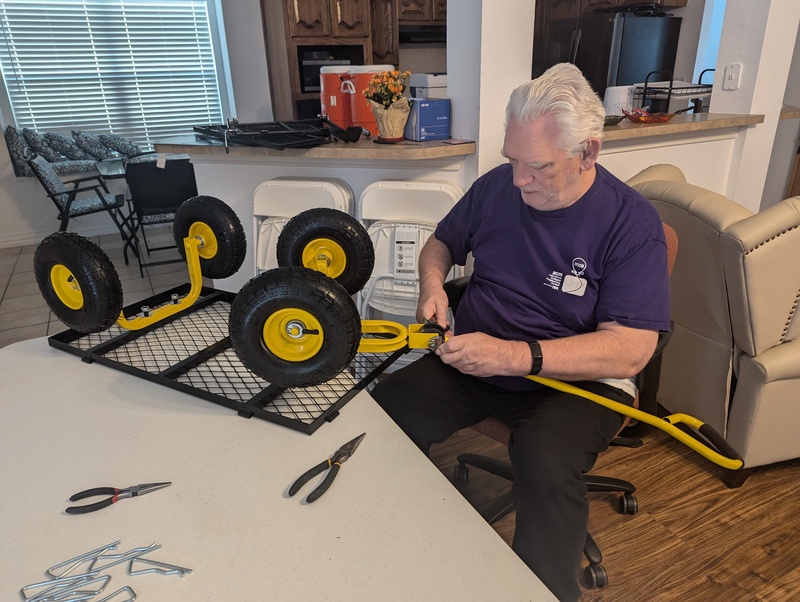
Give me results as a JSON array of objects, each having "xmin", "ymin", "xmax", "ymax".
[{"xmin": 115, "ymin": 236, "xmax": 204, "ymax": 330}]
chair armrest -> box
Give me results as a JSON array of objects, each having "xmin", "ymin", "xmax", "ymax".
[
  {"xmin": 64, "ymin": 174, "xmax": 107, "ymax": 186},
  {"xmin": 443, "ymin": 275, "xmax": 470, "ymax": 312}
]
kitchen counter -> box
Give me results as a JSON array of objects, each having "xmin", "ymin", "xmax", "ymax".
[
  {"xmin": 154, "ymin": 135, "xmax": 476, "ymax": 162},
  {"xmin": 601, "ymin": 112, "xmax": 764, "ymax": 141}
]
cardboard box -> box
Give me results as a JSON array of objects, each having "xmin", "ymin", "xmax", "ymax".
[
  {"xmin": 404, "ymin": 98, "xmax": 450, "ymax": 141},
  {"xmin": 409, "ymin": 74, "xmax": 448, "ymax": 99}
]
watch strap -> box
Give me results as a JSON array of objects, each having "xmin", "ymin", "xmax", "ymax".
[{"xmin": 528, "ymin": 340, "xmax": 543, "ymax": 376}]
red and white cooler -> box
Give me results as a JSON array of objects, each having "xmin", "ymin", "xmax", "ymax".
[{"xmin": 320, "ymin": 65, "xmax": 353, "ymax": 128}]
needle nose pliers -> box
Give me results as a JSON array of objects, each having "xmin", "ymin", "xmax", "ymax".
[
  {"xmin": 289, "ymin": 433, "xmax": 365, "ymax": 503},
  {"xmin": 66, "ymin": 482, "xmax": 172, "ymax": 514}
]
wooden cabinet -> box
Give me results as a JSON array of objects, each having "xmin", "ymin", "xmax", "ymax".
[
  {"xmin": 398, "ymin": 0, "xmax": 446, "ymax": 24},
  {"xmin": 370, "ymin": 0, "xmax": 399, "ymax": 67},
  {"xmin": 263, "ymin": 0, "xmax": 448, "ymax": 120},
  {"xmin": 286, "ymin": 0, "xmax": 370, "ymax": 38},
  {"xmin": 263, "ymin": 0, "xmax": 372, "ymax": 120}
]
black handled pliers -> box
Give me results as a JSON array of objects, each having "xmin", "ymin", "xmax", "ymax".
[
  {"xmin": 289, "ymin": 433, "xmax": 365, "ymax": 503},
  {"xmin": 66, "ymin": 482, "xmax": 172, "ymax": 514}
]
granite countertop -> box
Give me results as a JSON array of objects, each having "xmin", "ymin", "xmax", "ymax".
[
  {"xmin": 155, "ymin": 113, "xmax": 767, "ymax": 160},
  {"xmin": 154, "ymin": 135, "xmax": 477, "ymax": 161},
  {"xmin": 601, "ymin": 112, "xmax": 764, "ymax": 141}
]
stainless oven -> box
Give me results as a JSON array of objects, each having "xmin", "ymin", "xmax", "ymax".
[{"xmin": 300, "ymin": 53, "xmax": 350, "ymax": 93}]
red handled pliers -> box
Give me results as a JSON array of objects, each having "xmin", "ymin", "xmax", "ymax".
[{"xmin": 66, "ymin": 482, "xmax": 171, "ymax": 514}]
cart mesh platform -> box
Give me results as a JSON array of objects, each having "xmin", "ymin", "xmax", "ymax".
[{"xmin": 47, "ymin": 285, "xmax": 405, "ymax": 434}]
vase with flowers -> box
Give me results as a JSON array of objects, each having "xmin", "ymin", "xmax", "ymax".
[{"xmin": 363, "ymin": 69, "xmax": 413, "ymax": 142}]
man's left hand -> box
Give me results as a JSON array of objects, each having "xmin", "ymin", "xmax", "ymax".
[{"xmin": 435, "ymin": 333, "xmax": 529, "ymax": 377}]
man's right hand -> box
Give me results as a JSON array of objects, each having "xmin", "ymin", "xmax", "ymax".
[{"xmin": 416, "ymin": 285, "xmax": 450, "ymax": 329}]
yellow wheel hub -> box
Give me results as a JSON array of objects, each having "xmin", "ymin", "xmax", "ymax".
[
  {"xmin": 50, "ymin": 264, "xmax": 83, "ymax": 310},
  {"xmin": 188, "ymin": 222, "xmax": 218, "ymax": 260},
  {"xmin": 263, "ymin": 308, "xmax": 324, "ymax": 362},
  {"xmin": 301, "ymin": 238, "xmax": 346, "ymax": 279}
]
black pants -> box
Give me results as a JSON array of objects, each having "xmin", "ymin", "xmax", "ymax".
[{"xmin": 371, "ymin": 353, "xmax": 632, "ymax": 602}]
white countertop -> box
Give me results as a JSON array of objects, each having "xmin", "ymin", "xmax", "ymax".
[{"xmin": 0, "ymin": 338, "xmax": 555, "ymax": 601}]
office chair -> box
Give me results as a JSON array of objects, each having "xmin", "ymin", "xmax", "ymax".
[
  {"xmin": 27, "ymin": 153, "xmax": 134, "ymax": 244},
  {"xmin": 123, "ymin": 156, "xmax": 198, "ymax": 276},
  {"xmin": 450, "ymin": 222, "xmax": 678, "ymax": 589}
]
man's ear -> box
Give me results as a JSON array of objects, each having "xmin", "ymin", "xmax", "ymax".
[{"xmin": 580, "ymin": 138, "xmax": 601, "ymax": 169}]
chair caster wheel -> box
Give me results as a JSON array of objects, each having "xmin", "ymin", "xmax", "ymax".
[
  {"xmin": 619, "ymin": 492, "xmax": 638, "ymax": 515},
  {"xmin": 583, "ymin": 563, "xmax": 608, "ymax": 589},
  {"xmin": 453, "ymin": 463, "xmax": 470, "ymax": 484}
]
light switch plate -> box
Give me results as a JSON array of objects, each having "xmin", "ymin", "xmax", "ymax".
[{"xmin": 723, "ymin": 63, "xmax": 742, "ymax": 91}]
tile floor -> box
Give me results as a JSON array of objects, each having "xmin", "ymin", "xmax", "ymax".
[{"xmin": 0, "ymin": 226, "xmax": 189, "ymax": 349}]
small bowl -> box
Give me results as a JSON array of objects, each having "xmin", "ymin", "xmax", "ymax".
[
  {"xmin": 604, "ymin": 115, "xmax": 624, "ymax": 127},
  {"xmin": 622, "ymin": 110, "xmax": 675, "ymax": 124}
]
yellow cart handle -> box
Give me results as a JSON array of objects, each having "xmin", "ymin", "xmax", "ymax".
[{"xmin": 529, "ymin": 375, "xmax": 744, "ymax": 471}]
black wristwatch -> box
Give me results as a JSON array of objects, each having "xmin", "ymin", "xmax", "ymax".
[{"xmin": 528, "ymin": 340, "xmax": 543, "ymax": 376}]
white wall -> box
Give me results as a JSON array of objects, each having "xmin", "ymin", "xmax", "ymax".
[
  {"xmin": 762, "ymin": 29, "xmax": 800, "ymax": 208},
  {"xmin": 710, "ymin": 0, "xmax": 800, "ymax": 211},
  {"xmin": 220, "ymin": 0, "xmax": 274, "ymax": 123}
]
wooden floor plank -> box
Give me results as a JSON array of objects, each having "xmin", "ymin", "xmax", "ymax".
[{"xmin": 429, "ymin": 425, "xmax": 800, "ymax": 601}]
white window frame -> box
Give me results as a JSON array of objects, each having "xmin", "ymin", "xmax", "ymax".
[{"xmin": 0, "ymin": 0, "xmax": 235, "ymax": 149}]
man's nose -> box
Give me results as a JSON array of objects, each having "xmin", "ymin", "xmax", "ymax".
[{"xmin": 513, "ymin": 164, "xmax": 534, "ymax": 187}]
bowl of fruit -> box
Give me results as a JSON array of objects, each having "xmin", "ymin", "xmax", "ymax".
[{"xmin": 622, "ymin": 109, "xmax": 675, "ymax": 124}]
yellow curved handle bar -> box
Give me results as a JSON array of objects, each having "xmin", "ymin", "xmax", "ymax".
[{"xmin": 115, "ymin": 236, "xmax": 204, "ymax": 330}]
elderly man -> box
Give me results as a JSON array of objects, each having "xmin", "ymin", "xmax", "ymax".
[{"xmin": 371, "ymin": 63, "xmax": 670, "ymax": 601}]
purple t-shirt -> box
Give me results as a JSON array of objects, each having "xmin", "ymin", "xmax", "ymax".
[{"xmin": 435, "ymin": 163, "xmax": 671, "ymax": 390}]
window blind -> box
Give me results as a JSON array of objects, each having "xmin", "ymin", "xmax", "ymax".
[{"xmin": 0, "ymin": 0, "xmax": 224, "ymax": 149}]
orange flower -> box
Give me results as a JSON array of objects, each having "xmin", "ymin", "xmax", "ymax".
[{"xmin": 364, "ymin": 69, "xmax": 412, "ymax": 109}]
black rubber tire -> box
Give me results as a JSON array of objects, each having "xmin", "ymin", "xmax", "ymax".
[
  {"xmin": 173, "ymin": 195, "xmax": 246, "ymax": 279},
  {"xmin": 276, "ymin": 208, "xmax": 374, "ymax": 295},
  {"xmin": 228, "ymin": 266, "xmax": 362, "ymax": 388},
  {"xmin": 34, "ymin": 232, "xmax": 123, "ymax": 333}
]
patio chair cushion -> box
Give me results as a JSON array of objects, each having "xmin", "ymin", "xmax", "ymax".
[
  {"xmin": 43, "ymin": 132, "xmax": 91, "ymax": 160},
  {"xmin": 98, "ymin": 133, "xmax": 141, "ymax": 157},
  {"xmin": 22, "ymin": 128, "xmax": 64, "ymax": 162},
  {"xmin": 72, "ymin": 130, "xmax": 113, "ymax": 160}
]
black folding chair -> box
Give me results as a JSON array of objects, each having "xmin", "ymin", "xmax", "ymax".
[
  {"xmin": 27, "ymin": 154, "xmax": 135, "ymax": 252},
  {"xmin": 123, "ymin": 156, "xmax": 198, "ymax": 276}
]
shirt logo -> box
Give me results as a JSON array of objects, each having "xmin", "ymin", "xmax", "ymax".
[
  {"xmin": 563, "ymin": 257, "xmax": 587, "ymax": 296},
  {"xmin": 544, "ymin": 258, "xmax": 587, "ymax": 296}
]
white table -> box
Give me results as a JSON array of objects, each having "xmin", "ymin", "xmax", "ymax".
[{"xmin": 0, "ymin": 339, "xmax": 555, "ymax": 601}]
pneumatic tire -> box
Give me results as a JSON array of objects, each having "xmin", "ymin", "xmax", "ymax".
[
  {"xmin": 276, "ymin": 208, "xmax": 374, "ymax": 295},
  {"xmin": 173, "ymin": 195, "xmax": 246, "ymax": 279},
  {"xmin": 34, "ymin": 232, "xmax": 123, "ymax": 333},
  {"xmin": 228, "ymin": 266, "xmax": 362, "ymax": 388}
]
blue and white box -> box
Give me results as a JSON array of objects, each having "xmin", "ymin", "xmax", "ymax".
[{"xmin": 404, "ymin": 98, "xmax": 450, "ymax": 141}]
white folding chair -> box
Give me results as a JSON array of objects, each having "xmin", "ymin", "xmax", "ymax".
[
  {"xmin": 253, "ymin": 177, "xmax": 354, "ymax": 274},
  {"xmin": 357, "ymin": 180, "xmax": 464, "ymax": 321}
]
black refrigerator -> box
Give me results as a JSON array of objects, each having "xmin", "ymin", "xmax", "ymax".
[{"xmin": 536, "ymin": 12, "xmax": 682, "ymax": 100}]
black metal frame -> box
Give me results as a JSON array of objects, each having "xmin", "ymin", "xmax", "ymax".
[
  {"xmin": 48, "ymin": 284, "xmax": 405, "ymax": 434},
  {"xmin": 193, "ymin": 119, "xmax": 331, "ymax": 151}
]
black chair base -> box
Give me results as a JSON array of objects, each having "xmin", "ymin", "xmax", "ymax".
[{"xmin": 454, "ymin": 452, "xmax": 638, "ymax": 590}]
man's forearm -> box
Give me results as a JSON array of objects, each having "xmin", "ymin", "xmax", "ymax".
[{"xmin": 418, "ymin": 235, "xmax": 454, "ymax": 294}]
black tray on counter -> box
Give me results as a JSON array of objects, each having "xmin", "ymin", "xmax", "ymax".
[{"xmin": 193, "ymin": 119, "xmax": 331, "ymax": 150}]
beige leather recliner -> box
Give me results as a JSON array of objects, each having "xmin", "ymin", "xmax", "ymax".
[{"xmin": 628, "ymin": 165, "xmax": 800, "ymax": 485}]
